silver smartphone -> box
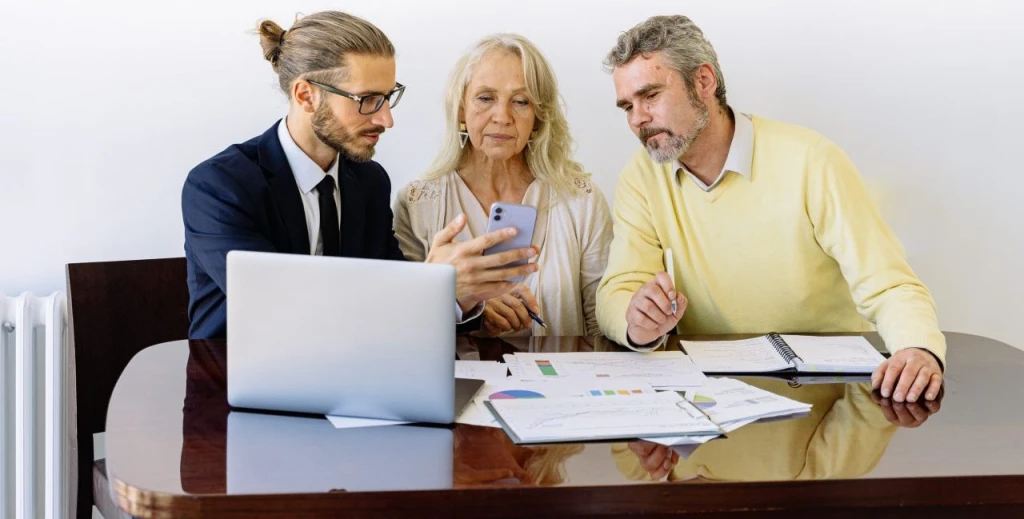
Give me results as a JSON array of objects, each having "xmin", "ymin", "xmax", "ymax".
[{"xmin": 482, "ymin": 202, "xmax": 538, "ymax": 283}]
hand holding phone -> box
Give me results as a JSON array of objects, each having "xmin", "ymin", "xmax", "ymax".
[
  {"xmin": 483, "ymin": 202, "xmax": 538, "ymax": 283},
  {"xmin": 425, "ymin": 213, "xmax": 538, "ymax": 311}
]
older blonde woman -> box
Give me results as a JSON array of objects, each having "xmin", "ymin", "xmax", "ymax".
[{"xmin": 394, "ymin": 34, "xmax": 611, "ymax": 337}]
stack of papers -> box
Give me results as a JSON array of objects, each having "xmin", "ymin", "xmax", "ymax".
[
  {"xmin": 485, "ymin": 391, "xmax": 721, "ymax": 444},
  {"xmin": 327, "ymin": 357, "xmax": 811, "ymax": 447},
  {"xmin": 503, "ymin": 351, "xmax": 707, "ymax": 389},
  {"xmin": 457, "ymin": 379, "xmax": 658, "ymax": 428},
  {"xmin": 641, "ymin": 377, "xmax": 812, "ymax": 446}
]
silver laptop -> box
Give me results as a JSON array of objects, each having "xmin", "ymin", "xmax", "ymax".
[{"xmin": 226, "ymin": 250, "xmax": 481, "ymax": 423}]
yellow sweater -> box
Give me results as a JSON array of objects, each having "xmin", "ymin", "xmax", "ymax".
[{"xmin": 596, "ymin": 115, "xmax": 946, "ymax": 363}]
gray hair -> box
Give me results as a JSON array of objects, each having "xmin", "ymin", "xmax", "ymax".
[
  {"xmin": 423, "ymin": 33, "xmax": 587, "ymax": 195},
  {"xmin": 257, "ymin": 11, "xmax": 395, "ymax": 96},
  {"xmin": 605, "ymin": 15, "xmax": 727, "ymax": 108}
]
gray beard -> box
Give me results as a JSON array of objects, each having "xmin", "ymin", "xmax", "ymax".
[
  {"xmin": 644, "ymin": 106, "xmax": 709, "ymax": 164},
  {"xmin": 643, "ymin": 88, "xmax": 712, "ymax": 163}
]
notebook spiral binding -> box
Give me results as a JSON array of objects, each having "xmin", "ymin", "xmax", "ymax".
[{"xmin": 767, "ymin": 332, "xmax": 800, "ymax": 364}]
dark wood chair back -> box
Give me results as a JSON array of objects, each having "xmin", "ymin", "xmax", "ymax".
[{"xmin": 66, "ymin": 257, "xmax": 189, "ymax": 518}]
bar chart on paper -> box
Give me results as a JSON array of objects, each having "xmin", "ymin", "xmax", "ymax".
[
  {"xmin": 588, "ymin": 389, "xmax": 646, "ymax": 396},
  {"xmin": 504, "ymin": 352, "xmax": 707, "ymax": 389}
]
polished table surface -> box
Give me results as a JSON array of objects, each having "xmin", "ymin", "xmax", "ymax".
[{"xmin": 105, "ymin": 333, "xmax": 1024, "ymax": 518}]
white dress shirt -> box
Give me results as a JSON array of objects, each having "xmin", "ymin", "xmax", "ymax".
[
  {"xmin": 277, "ymin": 117, "xmax": 342, "ymax": 255},
  {"xmin": 276, "ymin": 117, "xmax": 478, "ymax": 322},
  {"xmin": 674, "ymin": 111, "xmax": 754, "ymax": 192}
]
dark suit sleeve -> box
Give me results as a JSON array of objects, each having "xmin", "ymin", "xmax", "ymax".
[
  {"xmin": 373, "ymin": 165, "xmax": 408, "ymax": 261},
  {"xmin": 384, "ymin": 212, "xmax": 407, "ymax": 261},
  {"xmin": 182, "ymin": 163, "xmax": 278, "ymax": 292},
  {"xmin": 456, "ymin": 314, "xmax": 483, "ymax": 335}
]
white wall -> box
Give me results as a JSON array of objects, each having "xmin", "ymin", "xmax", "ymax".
[{"xmin": 2, "ymin": 0, "xmax": 1021, "ymax": 349}]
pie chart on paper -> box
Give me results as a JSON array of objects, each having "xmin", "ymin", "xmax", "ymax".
[
  {"xmin": 692, "ymin": 394, "xmax": 717, "ymax": 409},
  {"xmin": 489, "ymin": 389, "xmax": 545, "ymax": 400}
]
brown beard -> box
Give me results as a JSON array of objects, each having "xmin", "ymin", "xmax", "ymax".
[{"xmin": 311, "ymin": 101, "xmax": 385, "ymax": 163}]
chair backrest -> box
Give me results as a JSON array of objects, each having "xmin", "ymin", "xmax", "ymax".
[{"xmin": 66, "ymin": 257, "xmax": 189, "ymax": 518}]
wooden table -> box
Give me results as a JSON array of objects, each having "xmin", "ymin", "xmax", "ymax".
[{"xmin": 103, "ymin": 333, "xmax": 1024, "ymax": 518}]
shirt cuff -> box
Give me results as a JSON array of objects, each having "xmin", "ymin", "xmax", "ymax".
[
  {"xmin": 623, "ymin": 325, "xmax": 669, "ymax": 351},
  {"xmin": 456, "ymin": 300, "xmax": 485, "ymax": 324}
]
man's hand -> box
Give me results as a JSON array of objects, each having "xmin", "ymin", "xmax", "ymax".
[
  {"xmin": 425, "ymin": 214, "xmax": 537, "ymax": 311},
  {"xmin": 627, "ymin": 441, "xmax": 679, "ymax": 480},
  {"xmin": 626, "ymin": 272, "xmax": 687, "ymax": 346},
  {"xmin": 871, "ymin": 347, "xmax": 943, "ymax": 403},
  {"xmin": 871, "ymin": 389, "xmax": 942, "ymax": 428},
  {"xmin": 482, "ymin": 284, "xmax": 540, "ymax": 335}
]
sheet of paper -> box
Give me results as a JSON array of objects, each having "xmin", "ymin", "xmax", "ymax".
[
  {"xmin": 503, "ymin": 354, "xmax": 526, "ymax": 380},
  {"xmin": 455, "ymin": 360, "xmax": 508, "ymax": 383},
  {"xmin": 640, "ymin": 417, "xmax": 757, "ymax": 446},
  {"xmin": 487, "ymin": 391, "xmax": 720, "ymax": 443},
  {"xmin": 325, "ymin": 415, "xmax": 411, "ymax": 429},
  {"xmin": 510, "ymin": 351, "xmax": 707, "ymax": 388},
  {"xmin": 671, "ymin": 443, "xmax": 704, "ymax": 460},
  {"xmin": 642, "ymin": 433, "xmax": 719, "ymax": 447},
  {"xmin": 683, "ymin": 377, "xmax": 811, "ymax": 425},
  {"xmin": 782, "ymin": 334, "xmax": 885, "ymax": 370},
  {"xmin": 679, "ymin": 337, "xmax": 792, "ymax": 373},
  {"xmin": 456, "ymin": 379, "xmax": 657, "ymax": 428}
]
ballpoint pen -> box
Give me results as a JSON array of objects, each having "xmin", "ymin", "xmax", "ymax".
[
  {"xmin": 525, "ymin": 307, "xmax": 546, "ymax": 328},
  {"xmin": 516, "ymin": 293, "xmax": 546, "ymax": 328},
  {"xmin": 665, "ymin": 248, "xmax": 677, "ymax": 315}
]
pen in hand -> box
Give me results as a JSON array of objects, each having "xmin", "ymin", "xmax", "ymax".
[
  {"xmin": 665, "ymin": 248, "xmax": 677, "ymax": 316},
  {"xmin": 525, "ymin": 307, "xmax": 546, "ymax": 328},
  {"xmin": 517, "ymin": 294, "xmax": 546, "ymax": 328}
]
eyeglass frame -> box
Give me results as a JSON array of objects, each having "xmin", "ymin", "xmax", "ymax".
[{"xmin": 306, "ymin": 79, "xmax": 405, "ymax": 115}]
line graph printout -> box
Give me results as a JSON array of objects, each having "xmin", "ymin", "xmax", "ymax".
[
  {"xmin": 485, "ymin": 391, "xmax": 721, "ymax": 444},
  {"xmin": 510, "ymin": 352, "xmax": 707, "ymax": 388}
]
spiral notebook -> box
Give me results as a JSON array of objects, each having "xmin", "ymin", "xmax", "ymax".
[{"xmin": 678, "ymin": 334, "xmax": 886, "ymax": 374}]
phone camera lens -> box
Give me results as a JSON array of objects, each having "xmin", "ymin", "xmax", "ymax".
[
  {"xmin": 494, "ymin": 215, "xmax": 502, "ymax": 221},
  {"xmin": 495, "ymin": 207, "xmax": 503, "ymax": 214}
]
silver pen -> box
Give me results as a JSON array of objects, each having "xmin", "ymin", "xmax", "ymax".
[{"xmin": 665, "ymin": 248, "xmax": 677, "ymax": 315}]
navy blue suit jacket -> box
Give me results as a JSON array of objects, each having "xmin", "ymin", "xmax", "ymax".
[{"xmin": 182, "ymin": 121, "xmax": 406, "ymax": 339}]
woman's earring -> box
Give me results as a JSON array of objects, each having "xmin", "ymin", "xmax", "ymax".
[
  {"xmin": 527, "ymin": 129, "xmax": 539, "ymax": 152},
  {"xmin": 458, "ymin": 122, "xmax": 470, "ymax": 148}
]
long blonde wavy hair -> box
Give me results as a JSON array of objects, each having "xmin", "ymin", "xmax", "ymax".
[{"xmin": 422, "ymin": 33, "xmax": 587, "ymax": 195}]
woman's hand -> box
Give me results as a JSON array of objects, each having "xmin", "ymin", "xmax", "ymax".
[{"xmin": 482, "ymin": 284, "xmax": 541, "ymax": 335}]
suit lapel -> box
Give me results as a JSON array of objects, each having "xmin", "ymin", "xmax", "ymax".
[
  {"xmin": 338, "ymin": 157, "xmax": 366, "ymax": 257},
  {"xmin": 258, "ymin": 121, "xmax": 310, "ymax": 255}
]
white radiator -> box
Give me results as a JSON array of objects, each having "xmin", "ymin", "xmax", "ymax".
[{"xmin": 1, "ymin": 292, "xmax": 69, "ymax": 519}]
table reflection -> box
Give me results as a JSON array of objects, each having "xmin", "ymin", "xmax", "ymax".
[
  {"xmin": 454, "ymin": 426, "xmax": 584, "ymax": 487},
  {"xmin": 177, "ymin": 336, "xmax": 942, "ymax": 494},
  {"xmin": 615, "ymin": 379, "xmax": 943, "ymax": 483}
]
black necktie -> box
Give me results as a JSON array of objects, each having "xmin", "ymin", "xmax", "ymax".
[{"xmin": 316, "ymin": 175, "xmax": 340, "ymax": 257}]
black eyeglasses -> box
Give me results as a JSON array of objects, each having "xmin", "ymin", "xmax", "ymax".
[{"xmin": 307, "ymin": 79, "xmax": 405, "ymax": 115}]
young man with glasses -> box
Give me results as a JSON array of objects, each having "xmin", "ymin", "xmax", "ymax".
[{"xmin": 182, "ymin": 11, "xmax": 537, "ymax": 339}]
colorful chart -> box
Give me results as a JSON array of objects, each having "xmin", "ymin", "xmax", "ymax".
[
  {"xmin": 489, "ymin": 389, "xmax": 545, "ymax": 400},
  {"xmin": 588, "ymin": 389, "xmax": 645, "ymax": 396},
  {"xmin": 536, "ymin": 359, "xmax": 558, "ymax": 376},
  {"xmin": 692, "ymin": 394, "xmax": 717, "ymax": 409}
]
